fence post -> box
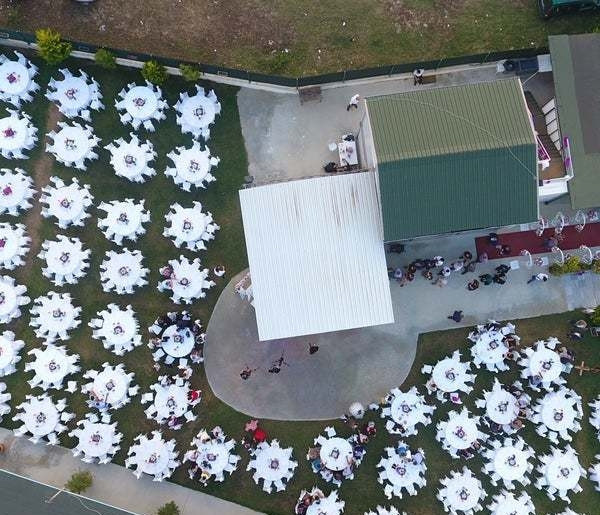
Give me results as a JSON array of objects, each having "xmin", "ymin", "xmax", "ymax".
[
  {"xmin": 342, "ymin": 70, "xmax": 346, "ymax": 83},
  {"xmin": 388, "ymin": 65, "xmax": 394, "ymax": 77},
  {"xmin": 481, "ymin": 52, "xmax": 491, "ymax": 64}
]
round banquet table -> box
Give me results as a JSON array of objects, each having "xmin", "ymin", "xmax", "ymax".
[
  {"xmin": 254, "ymin": 446, "xmax": 290, "ymax": 481},
  {"xmin": 79, "ymin": 424, "xmax": 114, "ymax": 457},
  {"xmin": 383, "ymin": 457, "xmax": 421, "ymax": 488},
  {"xmin": 545, "ymin": 455, "xmax": 581, "ymax": 491},
  {"xmin": 195, "ymin": 441, "xmax": 230, "ymax": 475},
  {"xmin": 106, "ymin": 206, "xmax": 143, "ymax": 237},
  {"xmin": 55, "ymin": 77, "xmax": 91, "ymax": 110},
  {"xmin": 161, "ymin": 324, "xmax": 194, "ymax": 358},
  {"xmin": 432, "ymin": 358, "xmax": 465, "ymax": 393},
  {"xmin": 474, "ymin": 336, "xmax": 507, "ymax": 365},
  {"xmin": 493, "ymin": 446, "xmax": 529, "ymax": 481},
  {"xmin": 306, "ymin": 497, "xmax": 339, "ymax": 515},
  {"xmin": 170, "ymin": 273, "xmax": 203, "ymax": 302},
  {"xmin": 174, "ymin": 152, "xmax": 210, "ymax": 184},
  {"xmin": 52, "ymin": 126, "xmax": 91, "ymax": 163},
  {"xmin": 24, "ymin": 401, "xmax": 58, "ymax": 436},
  {"xmin": 0, "ymin": 227, "xmax": 20, "ymax": 262},
  {"xmin": 99, "ymin": 310, "xmax": 136, "ymax": 347},
  {"xmin": 0, "ymin": 176, "xmax": 28, "ymax": 210},
  {"xmin": 181, "ymin": 95, "xmax": 216, "ymax": 129},
  {"xmin": 45, "ymin": 243, "xmax": 83, "ymax": 277},
  {"xmin": 47, "ymin": 187, "xmax": 86, "ymax": 224},
  {"xmin": 319, "ymin": 437, "xmax": 352, "ymax": 472},
  {"xmin": 36, "ymin": 304, "xmax": 76, "ymax": 335},
  {"xmin": 0, "ymin": 281, "xmax": 18, "ymax": 318},
  {"xmin": 444, "ymin": 416, "xmax": 478, "ymax": 450},
  {"xmin": 104, "ymin": 252, "xmax": 144, "ymax": 290},
  {"xmin": 390, "ymin": 393, "xmax": 424, "ymax": 428},
  {"xmin": 138, "ymin": 440, "xmax": 170, "ymax": 475},
  {"xmin": 540, "ymin": 398, "xmax": 576, "ymax": 432},
  {"xmin": 154, "ymin": 384, "xmax": 188, "ymax": 419},
  {"xmin": 32, "ymin": 347, "xmax": 69, "ymax": 384},
  {"xmin": 92, "ymin": 369, "xmax": 127, "ymax": 405},
  {"xmin": 124, "ymin": 87, "xmax": 158, "ymax": 121},
  {"xmin": 0, "ymin": 117, "xmax": 27, "ymax": 151},
  {"xmin": 529, "ymin": 348, "xmax": 562, "ymax": 382},
  {"xmin": 445, "ymin": 476, "xmax": 481, "ymax": 512},
  {"xmin": 486, "ymin": 389, "xmax": 519, "ymax": 425},
  {"xmin": 113, "ymin": 145, "xmax": 147, "ymax": 178},
  {"xmin": 169, "ymin": 210, "xmax": 208, "ymax": 243},
  {"xmin": 0, "ymin": 337, "xmax": 15, "ymax": 369},
  {"xmin": 0, "ymin": 61, "xmax": 30, "ymax": 95}
]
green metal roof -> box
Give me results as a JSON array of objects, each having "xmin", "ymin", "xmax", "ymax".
[
  {"xmin": 366, "ymin": 78, "xmax": 539, "ymax": 241},
  {"xmin": 549, "ymin": 34, "xmax": 600, "ymax": 210}
]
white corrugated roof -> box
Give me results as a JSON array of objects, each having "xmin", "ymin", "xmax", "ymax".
[{"xmin": 239, "ymin": 172, "xmax": 394, "ymax": 341}]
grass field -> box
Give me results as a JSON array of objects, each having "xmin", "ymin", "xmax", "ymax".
[
  {"xmin": 2, "ymin": 1, "xmax": 600, "ymax": 76},
  {"xmin": 2, "ymin": 55, "xmax": 600, "ymax": 515}
]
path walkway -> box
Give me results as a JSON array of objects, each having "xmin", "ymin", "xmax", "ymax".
[
  {"xmin": 205, "ymin": 230, "xmax": 600, "ymax": 420},
  {"xmin": 0, "ymin": 428, "xmax": 262, "ymax": 515}
]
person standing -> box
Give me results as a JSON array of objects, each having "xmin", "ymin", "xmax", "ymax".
[
  {"xmin": 347, "ymin": 94, "xmax": 360, "ymax": 111},
  {"xmin": 448, "ymin": 310, "xmax": 463, "ymax": 323},
  {"xmin": 413, "ymin": 68, "xmax": 424, "ymax": 85}
]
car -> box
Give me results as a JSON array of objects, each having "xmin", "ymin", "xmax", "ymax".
[{"xmin": 538, "ymin": 0, "xmax": 600, "ymax": 18}]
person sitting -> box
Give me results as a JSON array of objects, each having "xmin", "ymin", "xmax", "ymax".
[
  {"xmin": 493, "ymin": 274, "xmax": 506, "ymax": 285},
  {"xmin": 393, "ymin": 267, "xmax": 403, "ymax": 280},
  {"xmin": 310, "ymin": 455, "xmax": 324, "ymax": 473},
  {"xmin": 190, "ymin": 348, "xmax": 203, "ymax": 364},
  {"xmin": 558, "ymin": 346, "xmax": 575, "ymax": 364},
  {"xmin": 364, "ymin": 421, "xmax": 377, "ymax": 437},
  {"xmin": 449, "ymin": 392, "xmax": 462, "ymax": 404},
  {"xmin": 425, "ymin": 378, "xmax": 437, "ymax": 394},
  {"xmin": 467, "ymin": 279, "xmax": 479, "ymax": 291},
  {"xmin": 213, "ymin": 265, "xmax": 226, "ymax": 277},
  {"xmin": 324, "ymin": 162, "xmax": 337, "ymax": 173},
  {"xmin": 529, "ymin": 374, "xmax": 542, "ymax": 388},
  {"xmin": 479, "ymin": 273, "xmax": 493, "ymax": 285},
  {"xmin": 478, "ymin": 252, "xmax": 488, "ymax": 264},
  {"xmin": 568, "ymin": 331, "xmax": 583, "ymax": 341},
  {"xmin": 352, "ymin": 443, "xmax": 366, "ymax": 460},
  {"xmin": 187, "ymin": 389, "xmax": 202, "ymax": 403},
  {"xmin": 433, "ymin": 256, "xmax": 444, "ymax": 267},
  {"xmin": 495, "ymin": 264, "xmax": 510, "ymax": 274},
  {"xmin": 500, "ymin": 244, "xmax": 511, "ymax": 256},
  {"xmin": 412, "ymin": 451, "xmax": 424, "ymax": 465},
  {"xmin": 510, "ymin": 418, "xmax": 523, "ymax": 430},
  {"xmin": 489, "ymin": 421, "xmax": 502, "ymax": 434},
  {"xmin": 422, "ymin": 270, "xmax": 433, "ymax": 281},
  {"xmin": 395, "ymin": 442, "xmax": 408, "ymax": 457}
]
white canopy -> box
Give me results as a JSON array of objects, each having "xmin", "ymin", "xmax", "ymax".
[
  {"xmin": 39, "ymin": 236, "xmax": 90, "ymax": 286},
  {"xmin": 81, "ymin": 362, "xmax": 138, "ymax": 411},
  {"xmin": 436, "ymin": 408, "xmax": 486, "ymax": 458},
  {"xmin": 0, "ymin": 168, "xmax": 35, "ymax": 216},
  {"xmin": 184, "ymin": 428, "xmax": 240, "ymax": 484},
  {"xmin": 25, "ymin": 344, "xmax": 80, "ymax": 391},
  {"xmin": 535, "ymin": 445, "xmax": 585, "ymax": 502},
  {"xmin": 0, "ymin": 330, "xmax": 24, "ymax": 377},
  {"xmin": 163, "ymin": 201, "xmax": 220, "ymax": 251},
  {"xmin": 70, "ymin": 413, "xmax": 122, "ymax": 465},
  {"xmin": 0, "ymin": 275, "xmax": 29, "ymax": 324},
  {"xmin": 519, "ymin": 338, "xmax": 568, "ymax": 391},
  {"xmin": 46, "ymin": 68, "xmax": 104, "ymax": 120},
  {"xmin": 240, "ymin": 172, "xmax": 394, "ymax": 340},
  {"xmin": 12, "ymin": 393, "xmax": 73, "ymax": 445},
  {"xmin": 115, "ymin": 81, "xmax": 167, "ymax": 131},
  {"xmin": 30, "ymin": 292, "xmax": 81, "ymax": 343},
  {"xmin": 100, "ymin": 248, "xmax": 149, "ymax": 295},
  {"xmin": 142, "ymin": 376, "xmax": 199, "ymax": 426},
  {"xmin": 40, "ymin": 176, "xmax": 93, "ymax": 229},
  {"xmin": 380, "ymin": 386, "xmax": 435, "ymax": 436},
  {"xmin": 175, "ymin": 86, "xmax": 221, "ymax": 140},
  {"xmin": 532, "ymin": 387, "xmax": 582, "ymax": 443},
  {"xmin": 46, "ymin": 121, "xmax": 100, "ymax": 170},
  {"xmin": 97, "ymin": 199, "xmax": 150, "ymax": 245},
  {"xmin": 165, "ymin": 141, "xmax": 219, "ymax": 191},
  {"xmin": 438, "ymin": 467, "xmax": 486, "ymax": 514},
  {"xmin": 482, "ymin": 436, "xmax": 533, "ymax": 490},
  {"xmin": 247, "ymin": 439, "xmax": 297, "ymax": 493},
  {"xmin": 377, "ymin": 444, "xmax": 426, "ymax": 500},
  {"xmin": 126, "ymin": 430, "xmax": 179, "ymax": 481},
  {"xmin": 105, "ymin": 134, "xmax": 156, "ymax": 183},
  {"xmin": 158, "ymin": 255, "xmax": 214, "ymax": 304},
  {"xmin": 0, "ymin": 222, "xmax": 29, "ymax": 270},
  {"xmin": 0, "ymin": 382, "xmax": 10, "ymax": 423},
  {"xmin": 0, "ymin": 109, "xmax": 37, "ymax": 159},
  {"xmin": 89, "ymin": 304, "xmax": 141, "ymax": 355},
  {"xmin": 486, "ymin": 490, "xmax": 535, "ymax": 515},
  {"xmin": 0, "ymin": 51, "xmax": 39, "ymax": 108}
]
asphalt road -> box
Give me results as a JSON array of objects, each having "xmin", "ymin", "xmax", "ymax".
[{"xmin": 0, "ymin": 469, "xmax": 139, "ymax": 515}]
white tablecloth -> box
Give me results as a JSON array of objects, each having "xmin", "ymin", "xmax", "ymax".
[
  {"xmin": 338, "ymin": 139, "xmax": 357, "ymax": 166},
  {"xmin": 0, "ymin": 116, "xmax": 27, "ymax": 151},
  {"xmin": 486, "ymin": 389, "xmax": 519, "ymax": 425},
  {"xmin": 0, "ymin": 280, "xmax": 18, "ymax": 318},
  {"xmin": 528, "ymin": 348, "xmax": 562, "ymax": 382},
  {"xmin": 0, "ymin": 171, "xmax": 32, "ymax": 210},
  {"xmin": 51, "ymin": 125, "xmax": 94, "ymax": 163},
  {"xmin": 97, "ymin": 308, "xmax": 137, "ymax": 347},
  {"xmin": 154, "ymin": 384, "xmax": 188, "ymax": 419},
  {"xmin": 195, "ymin": 441, "xmax": 230, "ymax": 475},
  {"xmin": 54, "ymin": 76, "xmax": 91, "ymax": 111},
  {"xmin": 444, "ymin": 415, "xmax": 478, "ymax": 450},
  {"xmin": 444, "ymin": 475, "xmax": 481, "ymax": 512},
  {"xmin": 180, "ymin": 95, "xmax": 216, "ymax": 130},
  {"xmin": 432, "ymin": 358, "xmax": 467, "ymax": 393},
  {"xmin": 77, "ymin": 423, "xmax": 114, "ymax": 457},
  {"xmin": 546, "ymin": 455, "xmax": 581, "ymax": 490},
  {"xmin": 0, "ymin": 61, "xmax": 30, "ymax": 95},
  {"xmin": 390, "ymin": 392, "xmax": 425, "ymax": 428},
  {"xmin": 493, "ymin": 446, "xmax": 529, "ymax": 481},
  {"xmin": 31, "ymin": 346, "xmax": 70, "ymax": 384},
  {"xmin": 254, "ymin": 445, "xmax": 292, "ymax": 481},
  {"xmin": 0, "ymin": 337, "xmax": 15, "ymax": 369},
  {"xmin": 540, "ymin": 397, "xmax": 576, "ymax": 432},
  {"xmin": 137, "ymin": 439, "xmax": 170, "ymax": 475},
  {"xmin": 124, "ymin": 86, "xmax": 158, "ymax": 121},
  {"xmin": 43, "ymin": 238, "xmax": 86, "ymax": 277},
  {"xmin": 383, "ymin": 456, "xmax": 421, "ymax": 488},
  {"xmin": 23, "ymin": 398, "xmax": 59, "ymax": 436},
  {"xmin": 92, "ymin": 369, "xmax": 128, "ymax": 405},
  {"xmin": 320, "ymin": 438, "xmax": 352, "ymax": 472},
  {"xmin": 161, "ymin": 324, "xmax": 194, "ymax": 358}
]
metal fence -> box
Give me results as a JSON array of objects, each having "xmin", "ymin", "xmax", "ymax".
[{"xmin": 0, "ymin": 27, "xmax": 548, "ymax": 89}]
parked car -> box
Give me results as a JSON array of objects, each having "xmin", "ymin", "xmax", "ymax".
[{"xmin": 538, "ymin": 0, "xmax": 600, "ymax": 18}]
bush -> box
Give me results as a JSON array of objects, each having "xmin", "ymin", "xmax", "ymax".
[
  {"xmin": 95, "ymin": 48, "xmax": 117, "ymax": 69},
  {"xmin": 157, "ymin": 501, "xmax": 180, "ymax": 515},
  {"xmin": 35, "ymin": 28, "xmax": 72, "ymax": 65},
  {"xmin": 65, "ymin": 470, "xmax": 93, "ymax": 494},
  {"xmin": 179, "ymin": 64, "xmax": 201, "ymax": 82},
  {"xmin": 591, "ymin": 306, "xmax": 600, "ymax": 327},
  {"xmin": 141, "ymin": 60, "xmax": 168, "ymax": 85},
  {"xmin": 562, "ymin": 255, "xmax": 582, "ymax": 274}
]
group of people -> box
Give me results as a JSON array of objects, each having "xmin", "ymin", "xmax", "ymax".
[
  {"xmin": 148, "ymin": 310, "xmax": 205, "ymax": 366},
  {"xmin": 294, "ymin": 488, "xmax": 326, "ymax": 515},
  {"xmin": 486, "ymin": 382, "xmax": 531, "ymax": 434},
  {"xmin": 187, "ymin": 426, "xmax": 226, "ymax": 485}
]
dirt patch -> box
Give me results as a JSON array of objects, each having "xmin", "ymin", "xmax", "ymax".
[
  {"xmin": 384, "ymin": 0, "xmax": 467, "ymax": 31},
  {"xmin": 20, "ymin": 104, "xmax": 62, "ymax": 269}
]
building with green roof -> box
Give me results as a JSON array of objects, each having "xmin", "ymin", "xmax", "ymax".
[
  {"xmin": 549, "ymin": 34, "xmax": 600, "ymax": 210},
  {"xmin": 359, "ymin": 78, "xmax": 539, "ymax": 241}
]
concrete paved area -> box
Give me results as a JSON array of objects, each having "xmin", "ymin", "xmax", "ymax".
[
  {"xmin": 0, "ymin": 469, "xmax": 138, "ymax": 515},
  {"xmin": 237, "ymin": 64, "xmax": 502, "ymax": 183},
  {"xmin": 0, "ymin": 428, "xmax": 262, "ymax": 515},
  {"xmin": 205, "ymin": 230, "xmax": 600, "ymax": 420}
]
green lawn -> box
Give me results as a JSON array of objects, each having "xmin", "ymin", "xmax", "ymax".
[{"xmin": 2, "ymin": 54, "xmax": 600, "ymax": 515}]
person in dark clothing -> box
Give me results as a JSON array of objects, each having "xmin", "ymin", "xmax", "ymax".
[
  {"xmin": 493, "ymin": 274, "xmax": 506, "ymax": 285},
  {"xmin": 479, "ymin": 274, "xmax": 493, "ymax": 285},
  {"xmin": 448, "ymin": 310, "xmax": 464, "ymax": 323},
  {"xmin": 488, "ymin": 233, "xmax": 499, "ymax": 245},
  {"xmin": 309, "ymin": 343, "xmax": 319, "ymax": 355},
  {"xmin": 495, "ymin": 264, "xmax": 510, "ymax": 274},
  {"xmin": 467, "ymin": 280, "xmax": 479, "ymax": 291}
]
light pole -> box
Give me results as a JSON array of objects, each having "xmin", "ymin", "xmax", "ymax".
[{"xmin": 45, "ymin": 487, "xmax": 65, "ymax": 504}]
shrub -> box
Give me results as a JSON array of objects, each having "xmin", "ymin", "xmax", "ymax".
[
  {"xmin": 548, "ymin": 262, "xmax": 565, "ymax": 276},
  {"xmin": 179, "ymin": 64, "xmax": 201, "ymax": 82},
  {"xmin": 95, "ymin": 48, "xmax": 117, "ymax": 69},
  {"xmin": 592, "ymin": 259, "xmax": 600, "ymax": 275},
  {"xmin": 141, "ymin": 60, "xmax": 168, "ymax": 85},
  {"xmin": 562, "ymin": 255, "xmax": 581, "ymax": 274},
  {"xmin": 591, "ymin": 306, "xmax": 600, "ymax": 327},
  {"xmin": 35, "ymin": 28, "xmax": 72, "ymax": 65},
  {"xmin": 157, "ymin": 501, "xmax": 180, "ymax": 515},
  {"xmin": 65, "ymin": 470, "xmax": 93, "ymax": 494}
]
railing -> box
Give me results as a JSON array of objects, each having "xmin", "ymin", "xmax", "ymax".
[{"xmin": 0, "ymin": 27, "xmax": 549, "ymax": 89}]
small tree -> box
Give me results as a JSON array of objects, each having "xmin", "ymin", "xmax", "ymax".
[
  {"xmin": 157, "ymin": 501, "xmax": 180, "ymax": 515},
  {"xmin": 95, "ymin": 48, "xmax": 117, "ymax": 69},
  {"xmin": 65, "ymin": 470, "xmax": 93, "ymax": 494},
  {"xmin": 141, "ymin": 60, "xmax": 168, "ymax": 85},
  {"xmin": 562, "ymin": 255, "xmax": 581, "ymax": 274},
  {"xmin": 35, "ymin": 28, "xmax": 72, "ymax": 65},
  {"xmin": 179, "ymin": 64, "xmax": 201, "ymax": 82}
]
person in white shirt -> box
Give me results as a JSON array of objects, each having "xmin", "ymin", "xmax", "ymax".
[{"xmin": 346, "ymin": 94, "xmax": 360, "ymax": 111}]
